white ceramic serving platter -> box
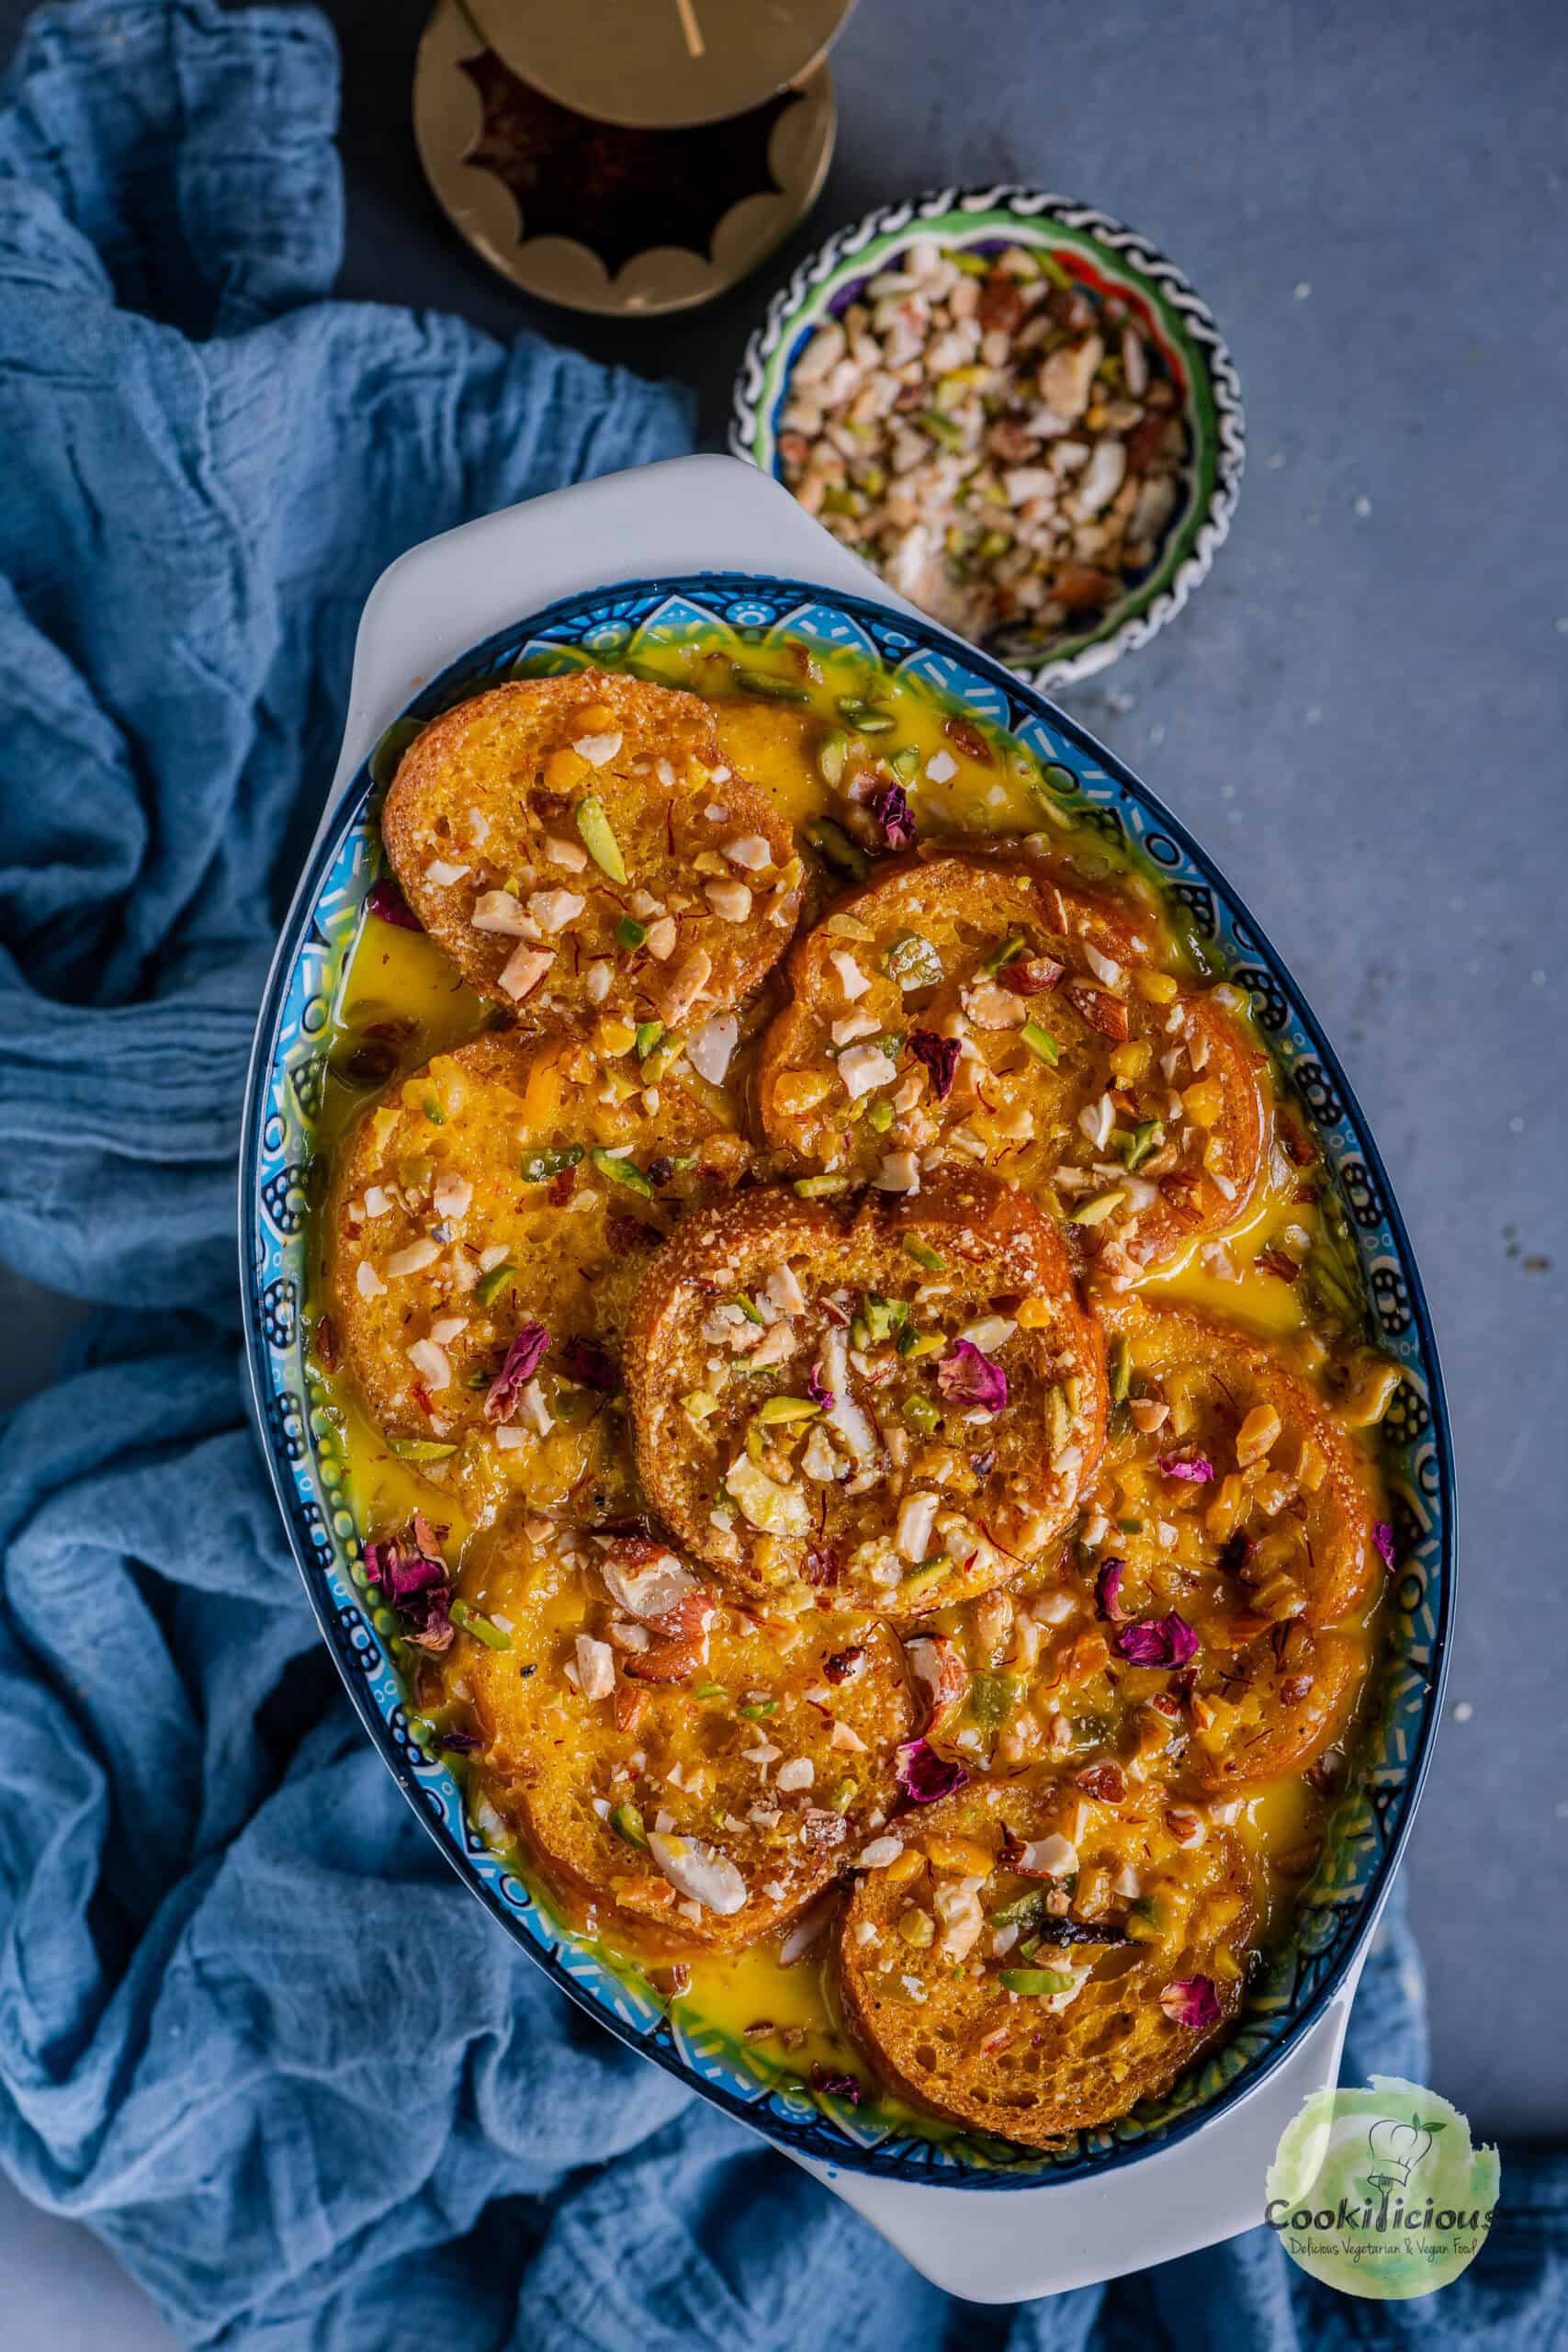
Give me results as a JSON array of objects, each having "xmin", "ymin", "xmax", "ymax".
[{"xmin": 287, "ymin": 454, "xmax": 1382, "ymax": 2303}]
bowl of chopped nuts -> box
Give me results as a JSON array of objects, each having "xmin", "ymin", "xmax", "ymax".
[{"xmin": 731, "ymin": 187, "xmax": 1244, "ymax": 688}]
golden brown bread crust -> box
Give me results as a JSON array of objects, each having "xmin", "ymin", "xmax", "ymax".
[
  {"xmin": 625, "ymin": 1171, "xmax": 1107, "ymax": 1619},
  {"xmin": 455, "ymin": 1522, "xmax": 914, "ymax": 1952},
  {"xmin": 325, "ymin": 1027, "xmax": 750, "ymax": 1521},
  {"xmin": 758, "ymin": 850, "xmax": 1266, "ymax": 1278},
  {"xmin": 835, "ymin": 1771, "xmax": 1257, "ymax": 2143},
  {"xmin": 1183, "ymin": 1625, "xmax": 1364, "ymax": 1792},
  {"xmin": 979, "ymin": 1298, "xmax": 1378, "ymax": 1790},
  {"xmin": 383, "ymin": 669, "xmax": 804, "ymax": 1024},
  {"xmin": 1097, "ymin": 1297, "xmax": 1380, "ymax": 1628}
]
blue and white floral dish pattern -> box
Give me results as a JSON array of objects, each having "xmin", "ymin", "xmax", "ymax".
[{"xmin": 243, "ymin": 574, "xmax": 1450, "ymax": 2188}]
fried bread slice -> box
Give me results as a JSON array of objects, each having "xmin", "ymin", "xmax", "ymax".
[
  {"xmin": 383, "ymin": 669, "xmax": 804, "ymax": 1025},
  {"xmin": 836, "ymin": 1770, "xmax": 1256, "ymax": 2143},
  {"xmin": 760, "ymin": 851, "xmax": 1266, "ymax": 1280},
  {"xmin": 454, "ymin": 1523, "xmax": 913, "ymax": 1951},
  {"xmin": 327, "ymin": 1027, "xmax": 750, "ymax": 1521},
  {"xmin": 983, "ymin": 1300, "xmax": 1380, "ymax": 1787},
  {"xmin": 626, "ymin": 1171, "xmax": 1107, "ymax": 1618}
]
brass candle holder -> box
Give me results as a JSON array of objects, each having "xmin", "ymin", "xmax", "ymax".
[{"xmin": 413, "ymin": 0, "xmax": 851, "ymax": 317}]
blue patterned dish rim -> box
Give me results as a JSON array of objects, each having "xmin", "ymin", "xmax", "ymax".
[{"xmin": 241, "ymin": 572, "xmax": 1452, "ymax": 2189}]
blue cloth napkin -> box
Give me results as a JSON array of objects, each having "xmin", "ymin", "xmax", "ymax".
[{"xmin": 0, "ymin": 4, "xmax": 1562, "ymax": 2346}]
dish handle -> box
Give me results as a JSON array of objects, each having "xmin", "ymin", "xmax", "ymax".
[
  {"xmin": 321, "ymin": 453, "xmax": 922, "ymax": 855},
  {"xmin": 773, "ymin": 1941, "xmax": 1369, "ymax": 2303}
]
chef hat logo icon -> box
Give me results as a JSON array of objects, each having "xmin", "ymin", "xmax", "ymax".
[{"xmin": 1366, "ymin": 2113, "xmax": 1438, "ymax": 2189}]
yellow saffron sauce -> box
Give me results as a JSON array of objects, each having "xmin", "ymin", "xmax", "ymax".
[{"xmin": 304, "ymin": 635, "xmax": 1387, "ymax": 2118}]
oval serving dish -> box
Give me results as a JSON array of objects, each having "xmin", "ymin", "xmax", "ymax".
[
  {"xmin": 731, "ymin": 187, "xmax": 1245, "ymax": 690},
  {"xmin": 243, "ymin": 571, "xmax": 1450, "ymax": 2190}
]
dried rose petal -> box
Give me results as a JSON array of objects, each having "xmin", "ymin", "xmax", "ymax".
[
  {"xmin": 809, "ymin": 2064, "xmax": 863, "ymax": 2106},
  {"xmin": 937, "ymin": 1339, "xmax": 1008, "ymax": 1415},
  {"xmin": 1114, "ymin": 1611, "xmax": 1199, "ymax": 1668},
  {"xmin": 483, "ymin": 1322, "xmax": 549, "ymax": 1422},
  {"xmin": 807, "ymin": 1361, "xmax": 836, "ymax": 1410},
  {"xmin": 908, "ymin": 1029, "xmax": 961, "ymax": 1101},
  {"xmin": 868, "ymin": 782, "xmax": 916, "ymax": 851},
  {"xmin": 1160, "ymin": 1975, "xmax": 1221, "ymax": 2031},
  {"xmin": 1372, "ymin": 1521, "xmax": 1395, "ymax": 1570},
  {"xmin": 1156, "ymin": 1453, "xmax": 1214, "ymax": 1484},
  {"xmin": 366, "ymin": 876, "xmax": 422, "ymax": 931},
  {"xmin": 364, "ymin": 1519, "xmax": 454, "ymax": 1653},
  {"xmin": 823, "ymin": 1645, "xmax": 865, "ymax": 1685},
  {"xmin": 561, "ymin": 1335, "xmax": 619, "ymax": 1391},
  {"xmin": 1094, "ymin": 1557, "xmax": 1128, "ymax": 1623},
  {"xmin": 895, "ymin": 1737, "xmax": 970, "ymax": 1804}
]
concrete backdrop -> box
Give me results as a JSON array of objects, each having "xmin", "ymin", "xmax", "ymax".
[{"xmin": 1, "ymin": 0, "xmax": 1563, "ymax": 2340}]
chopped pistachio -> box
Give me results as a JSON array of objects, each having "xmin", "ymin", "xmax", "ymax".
[
  {"xmin": 591, "ymin": 1148, "xmax": 653, "ymax": 1197},
  {"xmin": 1122, "ymin": 1118, "xmax": 1163, "ymax": 1172},
  {"xmin": 520, "ymin": 1142, "xmax": 584, "ymax": 1183},
  {"xmin": 816, "ymin": 726, "xmax": 849, "ymax": 788},
  {"xmin": 756, "ymin": 1396, "xmax": 819, "ymax": 1426},
  {"xmin": 476, "ymin": 1262, "xmax": 516, "ymax": 1307},
  {"xmin": 450, "ymin": 1600, "xmax": 511, "ymax": 1651},
  {"xmin": 969, "ymin": 1670, "xmax": 1015, "ymax": 1729},
  {"xmin": 1070, "ymin": 1187, "xmax": 1127, "ymax": 1227},
  {"xmin": 735, "ymin": 667, "xmax": 811, "ymax": 703},
  {"xmin": 837, "ymin": 696, "xmax": 896, "ymax": 733},
  {"xmin": 999, "ymin": 1967, "xmax": 1076, "ymax": 1996},
  {"xmin": 387, "ymin": 1435, "xmax": 457, "ymax": 1463},
  {"xmin": 575, "ymin": 796, "xmax": 627, "ymax": 883}
]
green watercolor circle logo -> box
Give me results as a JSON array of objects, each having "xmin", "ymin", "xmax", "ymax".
[{"xmin": 1265, "ymin": 2075, "xmax": 1500, "ymax": 2299}]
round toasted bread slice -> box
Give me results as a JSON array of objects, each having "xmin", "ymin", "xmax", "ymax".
[
  {"xmin": 1097, "ymin": 1298, "xmax": 1381, "ymax": 1628},
  {"xmin": 1182, "ymin": 1623, "xmax": 1366, "ymax": 1792},
  {"xmin": 451, "ymin": 1523, "xmax": 914, "ymax": 1952},
  {"xmin": 978, "ymin": 1299, "xmax": 1379, "ymax": 1786},
  {"xmin": 759, "ymin": 851, "xmax": 1266, "ymax": 1279},
  {"xmin": 836, "ymin": 1771, "xmax": 1257, "ymax": 2143},
  {"xmin": 326, "ymin": 1027, "xmax": 750, "ymax": 1521},
  {"xmin": 626, "ymin": 1172, "xmax": 1107, "ymax": 1619},
  {"xmin": 382, "ymin": 669, "xmax": 805, "ymax": 1025}
]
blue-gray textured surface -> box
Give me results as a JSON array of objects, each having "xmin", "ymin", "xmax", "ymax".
[
  {"xmin": 0, "ymin": 0, "xmax": 1561, "ymax": 2343},
  {"xmin": 185, "ymin": 0, "xmax": 1568, "ymax": 2140}
]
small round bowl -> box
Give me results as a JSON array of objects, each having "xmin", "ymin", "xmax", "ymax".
[{"xmin": 731, "ymin": 186, "xmax": 1245, "ymax": 689}]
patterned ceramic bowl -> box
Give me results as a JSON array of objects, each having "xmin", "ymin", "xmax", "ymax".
[
  {"xmin": 243, "ymin": 572, "xmax": 1449, "ymax": 2191},
  {"xmin": 731, "ymin": 187, "xmax": 1245, "ymax": 690}
]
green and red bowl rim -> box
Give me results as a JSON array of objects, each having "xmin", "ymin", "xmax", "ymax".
[{"xmin": 730, "ymin": 185, "xmax": 1244, "ymax": 689}]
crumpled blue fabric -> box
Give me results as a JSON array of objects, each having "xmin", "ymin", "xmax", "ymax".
[{"xmin": 0, "ymin": 4, "xmax": 1562, "ymax": 2347}]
